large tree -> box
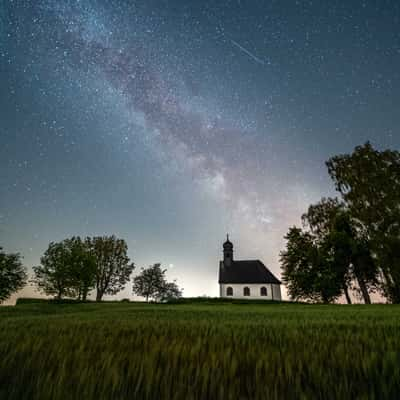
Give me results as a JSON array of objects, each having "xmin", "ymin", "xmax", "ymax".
[
  {"xmin": 281, "ymin": 197, "xmax": 378, "ymax": 304},
  {"xmin": 86, "ymin": 236, "xmax": 135, "ymax": 301},
  {"xmin": 303, "ymin": 198, "xmax": 377, "ymax": 304},
  {"xmin": 281, "ymin": 227, "xmax": 343, "ymax": 303},
  {"xmin": 157, "ymin": 281, "xmax": 183, "ymax": 302},
  {"xmin": 327, "ymin": 142, "xmax": 400, "ymax": 303},
  {"xmin": 66, "ymin": 237, "xmax": 97, "ymax": 301},
  {"xmin": 33, "ymin": 241, "xmax": 74, "ymax": 299},
  {"xmin": 0, "ymin": 247, "xmax": 27, "ymax": 303},
  {"xmin": 33, "ymin": 237, "xmax": 97, "ymax": 300},
  {"xmin": 302, "ymin": 198, "xmax": 353, "ymax": 303},
  {"xmin": 132, "ymin": 263, "xmax": 182, "ymax": 302}
]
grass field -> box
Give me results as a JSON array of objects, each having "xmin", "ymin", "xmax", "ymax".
[{"xmin": 0, "ymin": 301, "xmax": 399, "ymax": 399}]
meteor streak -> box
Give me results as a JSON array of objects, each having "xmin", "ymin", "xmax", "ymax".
[{"xmin": 230, "ymin": 39, "xmax": 265, "ymax": 66}]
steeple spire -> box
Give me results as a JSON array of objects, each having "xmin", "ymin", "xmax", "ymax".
[{"xmin": 223, "ymin": 235, "xmax": 233, "ymax": 266}]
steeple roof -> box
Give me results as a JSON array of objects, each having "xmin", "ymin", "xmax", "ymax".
[{"xmin": 223, "ymin": 234, "xmax": 233, "ymax": 249}]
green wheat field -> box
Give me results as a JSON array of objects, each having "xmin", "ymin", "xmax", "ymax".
[{"xmin": 1, "ymin": 300, "xmax": 399, "ymax": 399}]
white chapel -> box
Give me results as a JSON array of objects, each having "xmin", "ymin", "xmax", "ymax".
[{"xmin": 218, "ymin": 236, "xmax": 282, "ymax": 300}]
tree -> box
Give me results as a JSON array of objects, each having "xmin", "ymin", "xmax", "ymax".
[
  {"xmin": 33, "ymin": 241, "xmax": 75, "ymax": 299},
  {"xmin": 66, "ymin": 237, "xmax": 96, "ymax": 301},
  {"xmin": 33, "ymin": 237, "xmax": 97, "ymax": 300},
  {"xmin": 303, "ymin": 198, "xmax": 377, "ymax": 304},
  {"xmin": 86, "ymin": 236, "xmax": 135, "ymax": 301},
  {"xmin": 350, "ymin": 238, "xmax": 377, "ymax": 304},
  {"xmin": 132, "ymin": 263, "xmax": 164, "ymax": 302},
  {"xmin": 280, "ymin": 227, "xmax": 343, "ymax": 303},
  {"xmin": 157, "ymin": 281, "xmax": 183, "ymax": 302},
  {"xmin": 281, "ymin": 228, "xmax": 315, "ymax": 302},
  {"xmin": 0, "ymin": 247, "xmax": 27, "ymax": 303},
  {"xmin": 327, "ymin": 142, "xmax": 400, "ymax": 303},
  {"xmin": 302, "ymin": 198, "xmax": 353, "ymax": 303},
  {"xmin": 132, "ymin": 263, "xmax": 182, "ymax": 302},
  {"xmin": 281, "ymin": 197, "xmax": 377, "ymax": 304}
]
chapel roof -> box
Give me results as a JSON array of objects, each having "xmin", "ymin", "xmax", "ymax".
[{"xmin": 218, "ymin": 260, "xmax": 281, "ymax": 284}]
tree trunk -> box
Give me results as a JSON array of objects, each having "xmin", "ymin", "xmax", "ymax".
[
  {"xmin": 381, "ymin": 268, "xmax": 400, "ymax": 303},
  {"xmin": 343, "ymin": 285, "xmax": 352, "ymax": 304},
  {"xmin": 96, "ymin": 290, "xmax": 103, "ymax": 302},
  {"xmin": 388, "ymin": 273, "xmax": 400, "ymax": 303},
  {"xmin": 357, "ymin": 277, "xmax": 371, "ymax": 304},
  {"xmin": 321, "ymin": 295, "xmax": 330, "ymax": 304},
  {"xmin": 392, "ymin": 291, "xmax": 400, "ymax": 304}
]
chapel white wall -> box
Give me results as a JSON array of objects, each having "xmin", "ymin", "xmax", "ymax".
[
  {"xmin": 272, "ymin": 284, "xmax": 282, "ymax": 301},
  {"xmin": 219, "ymin": 283, "xmax": 281, "ymax": 300}
]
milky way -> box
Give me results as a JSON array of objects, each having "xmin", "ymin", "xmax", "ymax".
[{"xmin": 1, "ymin": 0, "xmax": 400, "ymax": 300}]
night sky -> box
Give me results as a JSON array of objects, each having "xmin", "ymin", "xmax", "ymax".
[{"xmin": 1, "ymin": 0, "xmax": 400, "ymax": 301}]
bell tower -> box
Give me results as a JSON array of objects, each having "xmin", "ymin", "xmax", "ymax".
[{"xmin": 223, "ymin": 234, "xmax": 233, "ymax": 266}]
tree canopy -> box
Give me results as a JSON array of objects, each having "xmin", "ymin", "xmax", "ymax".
[
  {"xmin": 33, "ymin": 237, "xmax": 96, "ymax": 300},
  {"xmin": 327, "ymin": 142, "xmax": 400, "ymax": 303},
  {"xmin": 33, "ymin": 241, "xmax": 74, "ymax": 300},
  {"xmin": 67, "ymin": 237, "xmax": 97, "ymax": 301},
  {"xmin": 305, "ymin": 199, "xmax": 377, "ymax": 303},
  {"xmin": 86, "ymin": 236, "xmax": 135, "ymax": 301},
  {"xmin": 33, "ymin": 236, "xmax": 135, "ymax": 301},
  {"xmin": 281, "ymin": 226, "xmax": 344, "ymax": 303},
  {"xmin": 132, "ymin": 263, "xmax": 182, "ymax": 302},
  {"xmin": 0, "ymin": 247, "xmax": 27, "ymax": 303},
  {"xmin": 282, "ymin": 142, "xmax": 398, "ymax": 303}
]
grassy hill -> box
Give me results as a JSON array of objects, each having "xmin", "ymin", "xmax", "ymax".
[{"xmin": 1, "ymin": 301, "xmax": 399, "ymax": 399}]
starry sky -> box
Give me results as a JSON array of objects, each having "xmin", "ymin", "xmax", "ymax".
[{"xmin": 1, "ymin": 0, "xmax": 400, "ymax": 301}]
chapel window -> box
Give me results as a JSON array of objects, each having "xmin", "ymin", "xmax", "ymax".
[{"xmin": 260, "ymin": 287, "xmax": 267, "ymax": 296}]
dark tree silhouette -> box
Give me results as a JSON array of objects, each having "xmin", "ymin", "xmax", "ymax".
[
  {"xmin": 33, "ymin": 241, "xmax": 75, "ymax": 299},
  {"xmin": 281, "ymin": 196, "xmax": 379, "ymax": 304},
  {"xmin": 0, "ymin": 247, "xmax": 27, "ymax": 303},
  {"xmin": 67, "ymin": 237, "xmax": 96, "ymax": 301},
  {"xmin": 280, "ymin": 227, "xmax": 343, "ymax": 303},
  {"xmin": 85, "ymin": 236, "xmax": 135, "ymax": 301},
  {"xmin": 327, "ymin": 142, "xmax": 400, "ymax": 303},
  {"xmin": 303, "ymin": 198, "xmax": 377, "ymax": 304},
  {"xmin": 132, "ymin": 263, "xmax": 182, "ymax": 302},
  {"xmin": 33, "ymin": 237, "xmax": 96, "ymax": 300}
]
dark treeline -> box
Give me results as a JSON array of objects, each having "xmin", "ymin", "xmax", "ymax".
[
  {"xmin": 281, "ymin": 142, "xmax": 400, "ymax": 304},
  {"xmin": 0, "ymin": 235, "xmax": 182, "ymax": 303}
]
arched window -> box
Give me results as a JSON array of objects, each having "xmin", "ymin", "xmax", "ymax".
[
  {"xmin": 226, "ymin": 287, "xmax": 233, "ymax": 296},
  {"xmin": 243, "ymin": 287, "xmax": 250, "ymax": 296},
  {"xmin": 260, "ymin": 286, "xmax": 267, "ymax": 296}
]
